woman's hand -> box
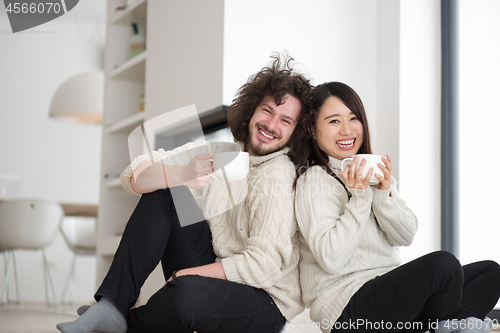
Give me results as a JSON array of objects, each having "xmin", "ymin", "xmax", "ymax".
[
  {"xmin": 373, "ymin": 154, "xmax": 392, "ymax": 191},
  {"xmin": 342, "ymin": 156, "xmax": 373, "ymax": 190}
]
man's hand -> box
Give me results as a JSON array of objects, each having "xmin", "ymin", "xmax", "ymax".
[
  {"xmin": 180, "ymin": 154, "xmax": 214, "ymax": 189},
  {"xmin": 162, "ymin": 262, "xmax": 227, "ymax": 288}
]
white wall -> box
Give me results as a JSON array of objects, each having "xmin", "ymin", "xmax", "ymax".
[
  {"xmin": 223, "ymin": 0, "xmax": 378, "ymax": 121},
  {"xmin": 458, "ymin": 0, "xmax": 500, "ymax": 265},
  {"xmin": 0, "ymin": 1, "xmax": 105, "ymax": 303},
  {"xmin": 375, "ymin": 0, "xmax": 400, "ymax": 181},
  {"xmin": 399, "ymin": 0, "xmax": 442, "ymax": 262},
  {"xmin": 224, "ymin": 0, "xmax": 442, "ymax": 264}
]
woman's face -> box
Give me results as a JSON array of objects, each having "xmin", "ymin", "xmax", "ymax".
[{"xmin": 313, "ymin": 96, "xmax": 364, "ymax": 160}]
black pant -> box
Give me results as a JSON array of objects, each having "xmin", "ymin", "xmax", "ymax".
[
  {"xmin": 333, "ymin": 251, "xmax": 500, "ymax": 332},
  {"xmin": 95, "ymin": 187, "xmax": 286, "ymax": 333}
]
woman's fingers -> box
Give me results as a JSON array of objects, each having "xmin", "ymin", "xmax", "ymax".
[
  {"xmin": 378, "ymin": 155, "xmax": 392, "ymax": 181},
  {"xmin": 364, "ymin": 167, "xmax": 373, "ymax": 184},
  {"xmin": 356, "ymin": 158, "xmax": 366, "ymax": 179},
  {"xmin": 385, "ymin": 154, "xmax": 392, "ymax": 168},
  {"xmin": 373, "ymin": 155, "xmax": 392, "ymax": 190},
  {"xmin": 378, "ymin": 163, "xmax": 390, "ymax": 179},
  {"xmin": 349, "ymin": 156, "xmax": 359, "ymax": 180},
  {"xmin": 344, "ymin": 157, "xmax": 371, "ymax": 190},
  {"xmin": 342, "ymin": 164, "xmax": 351, "ymax": 181}
]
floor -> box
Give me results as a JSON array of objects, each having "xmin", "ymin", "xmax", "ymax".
[
  {"xmin": 0, "ymin": 302, "xmax": 78, "ymax": 333},
  {"xmin": 0, "ymin": 302, "xmax": 321, "ymax": 333},
  {"xmin": 1, "ymin": 302, "xmax": 498, "ymax": 333}
]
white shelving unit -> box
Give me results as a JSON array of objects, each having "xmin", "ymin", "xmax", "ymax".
[
  {"xmin": 97, "ymin": 0, "xmax": 148, "ymax": 288},
  {"xmin": 97, "ymin": 0, "xmax": 225, "ymax": 304}
]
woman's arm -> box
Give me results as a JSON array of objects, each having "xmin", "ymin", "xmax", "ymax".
[
  {"xmin": 371, "ymin": 180, "xmax": 418, "ymax": 246},
  {"xmin": 295, "ymin": 167, "xmax": 374, "ymax": 275},
  {"xmin": 366, "ymin": 154, "xmax": 418, "ymax": 246}
]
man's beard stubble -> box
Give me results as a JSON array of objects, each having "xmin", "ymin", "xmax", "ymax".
[{"xmin": 246, "ymin": 124, "xmax": 287, "ymax": 156}]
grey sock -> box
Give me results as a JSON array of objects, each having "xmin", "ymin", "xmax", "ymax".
[
  {"xmin": 76, "ymin": 305, "xmax": 91, "ymax": 316},
  {"xmin": 56, "ymin": 298, "xmax": 127, "ymax": 333}
]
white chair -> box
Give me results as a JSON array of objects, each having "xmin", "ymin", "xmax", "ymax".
[
  {"xmin": 59, "ymin": 216, "xmax": 96, "ymax": 305},
  {"xmin": 0, "ymin": 198, "xmax": 64, "ymax": 306}
]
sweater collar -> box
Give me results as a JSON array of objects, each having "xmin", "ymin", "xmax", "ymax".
[
  {"xmin": 237, "ymin": 141, "xmax": 290, "ymax": 168},
  {"xmin": 328, "ymin": 155, "xmax": 344, "ymax": 172}
]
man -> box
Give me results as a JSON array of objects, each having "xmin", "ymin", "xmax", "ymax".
[{"xmin": 57, "ymin": 54, "xmax": 312, "ymax": 333}]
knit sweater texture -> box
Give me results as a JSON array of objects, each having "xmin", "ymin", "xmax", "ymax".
[
  {"xmin": 295, "ymin": 156, "xmax": 418, "ymax": 333},
  {"xmin": 121, "ymin": 140, "xmax": 305, "ymax": 322}
]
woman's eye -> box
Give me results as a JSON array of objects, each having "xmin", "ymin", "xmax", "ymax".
[
  {"xmin": 351, "ymin": 116, "xmax": 358, "ymax": 121},
  {"xmin": 329, "ymin": 119, "xmax": 340, "ymax": 124}
]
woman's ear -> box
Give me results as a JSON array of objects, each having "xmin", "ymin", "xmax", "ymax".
[{"xmin": 310, "ymin": 126, "xmax": 316, "ymax": 140}]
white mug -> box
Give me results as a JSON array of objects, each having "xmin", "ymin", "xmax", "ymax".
[
  {"xmin": 212, "ymin": 151, "xmax": 249, "ymax": 182},
  {"xmin": 341, "ymin": 154, "xmax": 385, "ymax": 185}
]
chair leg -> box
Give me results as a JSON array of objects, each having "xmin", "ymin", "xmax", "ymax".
[
  {"xmin": 1, "ymin": 250, "xmax": 20, "ymax": 305},
  {"xmin": 41, "ymin": 249, "xmax": 58, "ymax": 306},
  {"xmin": 60, "ymin": 253, "xmax": 77, "ymax": 305},
  {"xmin": 1, "ymin": 251, "xmax": 10, "ymax": 305},
  {"xmin": 11, "ymin": 251, "xmax": 20, "ymax": 304}
]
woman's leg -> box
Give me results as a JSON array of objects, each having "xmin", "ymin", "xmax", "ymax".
[
  {"xmin": 333, "ymin": 251, "xmax": 464, "ymax": 333},
  {"xmin": 127, "ymin": 275, "xmax": 286, "ymax": 333},
  {"xmin": 95, "ymin": 186, "xmax": 216, "ymax": 315},
  {"xmin": 457, "ymin": 260, "xmax": 500, "ymax": 320}
]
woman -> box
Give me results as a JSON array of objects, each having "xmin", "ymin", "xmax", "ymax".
[{"xmin": 294, "ymin": 82, "xmax": 500, "ymax": 333}]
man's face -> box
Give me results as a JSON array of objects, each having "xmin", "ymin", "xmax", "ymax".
[{"xmin": 245, "ymin": 94, "xmax": 301, "ymax": 156}]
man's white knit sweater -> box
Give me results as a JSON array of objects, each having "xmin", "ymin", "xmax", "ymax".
[
  {"xmin": 120, "ymin": 141, "xmax": 305, "ymax": 322},
  {"xmin": 295, "ymin": 156, "xmax": 418, "ymax": 333}
]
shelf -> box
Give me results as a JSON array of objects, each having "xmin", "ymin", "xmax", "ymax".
[
  {"xmin": 109, "ymin": 51, "xmax": 147, "ymax": 81},
  {"xmin": 111, "ymin": 0, "xmax": 147, "ymax": 26},
  {"xmin": 106, "ymin": 112, "xmax": 145, "ymax": 134},
  {"xmin": 97, "ymin": 236, "xmax": 122, "ymax": 256}
]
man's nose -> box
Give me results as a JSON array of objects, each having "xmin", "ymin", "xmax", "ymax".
[{"xmin": 266, "ymin": 116, "xmax": 280, "ymax": 132}]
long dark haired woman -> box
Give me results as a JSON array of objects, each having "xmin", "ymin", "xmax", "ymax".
[{"xmin": 295, "ymin": 81, "xmax": 500, "ymax": 333}]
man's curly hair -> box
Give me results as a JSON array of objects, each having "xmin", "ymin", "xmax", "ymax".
[{"xmin": 227, "ymin": 53, "xmax": 313, "ymax": 166}]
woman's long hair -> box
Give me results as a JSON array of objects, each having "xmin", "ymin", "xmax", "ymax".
[{"xmin": 295, "ymin": 82, "xmax": 373, "ymax": 189}]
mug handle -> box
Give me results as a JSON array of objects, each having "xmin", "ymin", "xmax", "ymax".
[{"xmin": 341, "ymin": 157, "xmax": 354, "ymax": 171}]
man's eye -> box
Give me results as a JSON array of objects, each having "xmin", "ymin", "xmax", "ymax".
[
  {"xmin": 263, "ymin": 109, "xmax": 271, "ymax": 114},
  {"xmin": 282, "ymin": 119, "xmax": 290, "ymax": 125}
]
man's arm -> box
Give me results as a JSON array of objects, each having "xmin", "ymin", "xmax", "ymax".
[
  {"xmin": 130, "ymin": 159, "xmax": 169, "ymax": 194},
  {"xmin": 130, "ymin": 154, "xmax": 214, "ymax": 194}
]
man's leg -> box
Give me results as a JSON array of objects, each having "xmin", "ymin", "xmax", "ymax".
[
  {"xmin": 334, "ymin": 251, "xmax": 464, "ymax": 333},
  {"xmin": 57, "ymin": 187, "xmax": 215, "ymax": 333},
  {"xmin": 95, "ymin": 186, "xmax": 214, "ymax": 315},
  {"xmin": 127, "ymin": 275, "xmax": 286, "ymax": 333}
]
